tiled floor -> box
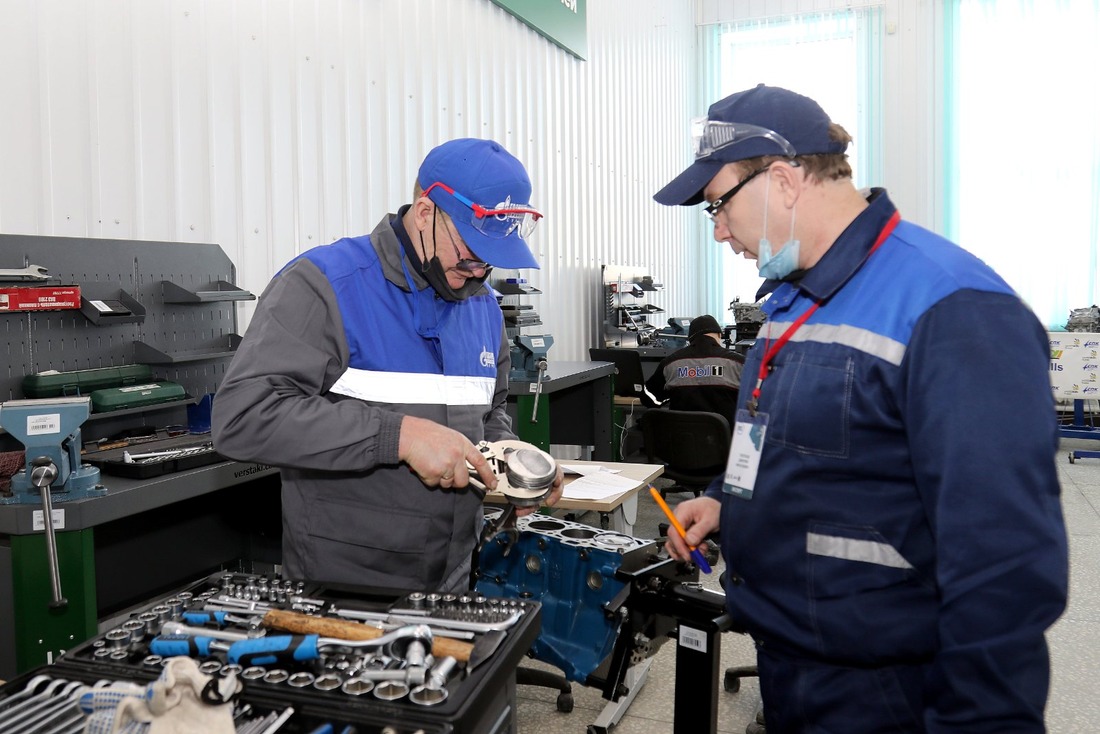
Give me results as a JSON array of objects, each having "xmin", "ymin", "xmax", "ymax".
[{"xmin": 514, "ymin": 439, "xmax": 1100, "ymax": 732}]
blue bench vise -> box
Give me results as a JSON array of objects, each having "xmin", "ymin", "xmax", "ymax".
[
  {"xmin": 0, "ymin": 396, "xmax": 107, "ymax": 609},
  {"xmin": 509, "ymin": 334, "xmax": 554, "ymax": 382}
]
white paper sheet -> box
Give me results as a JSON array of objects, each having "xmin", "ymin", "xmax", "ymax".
[{"xmin": 562, "ymin": 470, "xmax": 640, "ymax": 500}]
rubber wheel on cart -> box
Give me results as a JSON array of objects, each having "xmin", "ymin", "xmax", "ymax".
[
  {"xmin": 724, "ymin": 669, "xmax": 741, "ymax": 692},
  {"xmin": 1069, "ymin": 453, "xmax": 1076, "ymax": 464},
  {"xmin": 587, "ymin": 726, "xmax": 608, "ymax": 734},
  {"xmin": 746, "ymin": 722, "xmax": 767, "ymax": 734},
  {"xmin": 558, "ymin": 691, "xmax": 574, "ymax": 713}
]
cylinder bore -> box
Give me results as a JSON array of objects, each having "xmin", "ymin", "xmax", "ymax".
[
  {"xmin": 526, "ymin": 520, "xmax": 565, "ymax": 532},
  {"xmin": 561, "ymin": 527, "xmax": 598, "ymax": 539}
]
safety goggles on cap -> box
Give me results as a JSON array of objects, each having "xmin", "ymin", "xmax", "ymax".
[
  {"xmin": 691, "ymin": 118, "xmax": 797, "ymax": 160},
  {"xmin": 422, "ymin": 182, "xmax": 543, "ymax": 240}
]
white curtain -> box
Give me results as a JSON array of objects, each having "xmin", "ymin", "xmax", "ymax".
[
  {"xmin": 943, "ymin": 0, "xmax": 1100, "ymax": 329},
  {"xmin": 703, "ymin": 9, "xmax": 884, "ymax": 320}
]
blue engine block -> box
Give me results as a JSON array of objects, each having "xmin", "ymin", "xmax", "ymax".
[{"xmin": 475, "ymin": 513, "xmax": 656, "ymax": 683}]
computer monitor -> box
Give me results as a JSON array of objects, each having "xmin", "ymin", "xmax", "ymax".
[{"xmin": 589, "ymin": 348, "xmax": 648, "ymax": 399}]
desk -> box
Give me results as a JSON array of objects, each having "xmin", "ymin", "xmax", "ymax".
[
  {"xmin": 485, "ymin": 460, "xmax": 663, "ymax": 536},
  {"xmin": 507, "ymin": 360, "xmax": 615, "ymax": 461},
  {"xmin": 0, "ymin": 460, "xmax": 280, "ymax": 678}
]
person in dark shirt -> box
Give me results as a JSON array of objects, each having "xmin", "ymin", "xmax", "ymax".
[{"xmin": 644, "ymin": 314, "xmax": 744, "ymax": 424}]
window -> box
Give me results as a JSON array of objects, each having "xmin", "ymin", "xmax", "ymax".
[
  {"xmin": 944, "ymin": 0, "xmax": 1100, "ymax": 329},
  {"xmin": 707, "ymin": 9, "xmax": 884, "ymax": 318}
]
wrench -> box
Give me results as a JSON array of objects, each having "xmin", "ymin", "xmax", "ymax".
[{"xmin": 0, "ymin": 264, "xmax": 50, "ymax": 282}]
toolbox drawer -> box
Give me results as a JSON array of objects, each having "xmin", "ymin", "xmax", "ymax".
[{"xmin": 0, "ymin": 571, "xmax": 539, "ymax": 734}]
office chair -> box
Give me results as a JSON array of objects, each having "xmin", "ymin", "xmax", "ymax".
[
  {"xmin": 589, "ymin": 347, "xmax": 656, "ymax": 459},
  {"xmin": 637, "ymin": 408, "xmax": 731, "ymax": 498},
  {"xmin": 588, "ymin": 348, "xmax": 649, "ymax": 400}
]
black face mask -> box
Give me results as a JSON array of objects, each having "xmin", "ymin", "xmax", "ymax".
[
  {"xmin": 414, "ymin": 232, "xmax": 490, "ymax": 303},
  {"xmin": 391, "ymin": 204, "xmax": 485, "ymax": 303}
]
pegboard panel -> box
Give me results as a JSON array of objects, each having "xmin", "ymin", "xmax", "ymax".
[{"xmin": 0, "ymin": 234, "xmax": 250, "ymax": 403}]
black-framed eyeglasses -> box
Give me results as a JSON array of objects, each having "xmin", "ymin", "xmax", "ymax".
[
  {"xmin": 435, "ymin": 208, "xmax": 492, "ymax": 275},
  {"xmin": 449, "ymin": 238, "xmax": 491, "ymax": 275},
  {"xmin": 703, "ymin": 165, "xmax": 771, "ymax": 221}
]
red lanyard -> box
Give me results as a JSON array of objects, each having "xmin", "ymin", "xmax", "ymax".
[{"xmin": 748, "ymin": 211, "xmax": 901, "ymax": 413}]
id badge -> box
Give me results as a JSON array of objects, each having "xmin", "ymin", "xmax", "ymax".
[{"xmin": 723, "ymin": 409, "xmax": 768, "ymax": 499}]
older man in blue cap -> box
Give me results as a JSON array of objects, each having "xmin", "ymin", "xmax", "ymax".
[
  {"xmin": 658, "ymin": 85, "xmax": 1067, "ymax": 732},
  {"xmin": 213, "ymin": 138, "xmax": 562, "ymax": 592}
]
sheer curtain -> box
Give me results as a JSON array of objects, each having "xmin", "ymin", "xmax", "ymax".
[
  {"xmin": 702, "ymin": 9, "xmax": 884, "ymax": 320},
  {"xmin": 943, "ymin": 0, "xmax": 1100, "ymax": 329}
]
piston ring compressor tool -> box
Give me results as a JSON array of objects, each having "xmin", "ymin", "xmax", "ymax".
[{"xmin": 471, "ymin": 439, "xmax": 556, "ymax": 507}]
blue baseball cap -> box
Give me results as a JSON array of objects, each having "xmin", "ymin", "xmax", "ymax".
[
  {"xmin": 654, "ymin": 84, "xmax": 848, "ymax": 206},
  {"xmin": 418, "ymin": 138, "xmax": 541, "ymax": 270}
]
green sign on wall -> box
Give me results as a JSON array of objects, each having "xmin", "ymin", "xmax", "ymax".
[{"xmin": 490, "ymin": 0, "xmax": 587, "ymax": 60}]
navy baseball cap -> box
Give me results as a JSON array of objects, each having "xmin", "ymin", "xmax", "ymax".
[
  {"xmin": 654, "ymin": 84, "xmax": 848, "ymax": 206},
  {"xmin": 418, "ymin": 138, "xmax": 541, "ymax": 270}
]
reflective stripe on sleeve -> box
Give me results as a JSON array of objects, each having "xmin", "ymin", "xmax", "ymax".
[{"xmin": 329, "ymin": 368, "xmax": 496, "ymax": 406}]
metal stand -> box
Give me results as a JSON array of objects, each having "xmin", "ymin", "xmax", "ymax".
[
  {"xmin": 587, "ymin": 658, "xmax": 652, "ymax": 734},
  {"xmin": 1062, "ymin": 399, "xmax": 1100, "ymax": 463}
]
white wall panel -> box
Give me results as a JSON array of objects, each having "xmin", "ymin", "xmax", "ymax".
[{"xmin": 0, "ymin": 0, "xmax": 703, "ymax": 361}]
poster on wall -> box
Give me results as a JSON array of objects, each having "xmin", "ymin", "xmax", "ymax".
[
  {"xmin": 1048, "ymin": 332, "xmax": 1100, "ymax": 399},
  {"xmin": 489, "ymin": 0, "xmax": 587, "ymax": 59}
]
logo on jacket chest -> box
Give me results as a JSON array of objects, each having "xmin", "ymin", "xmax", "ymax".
[
  {"xmin": 480, "ymin": 347, "xmax": 496, "ymax": 368},
  {"xmin": 677, "ymin": 364, "xmax": 725, "ymax": 379}
]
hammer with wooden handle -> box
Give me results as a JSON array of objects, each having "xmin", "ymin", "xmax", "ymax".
[{"xmin": 260, "ymin": 608, "xmax": 475, "ymax": 662}]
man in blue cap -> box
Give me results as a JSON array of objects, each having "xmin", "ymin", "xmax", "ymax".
[
  {"xmin": 658, "ymin": 85, "xmax": 1067, "ymax": 732},
  {"xmin": 213, "ymin": 138, "xmax": 562, "ymax": 592}
]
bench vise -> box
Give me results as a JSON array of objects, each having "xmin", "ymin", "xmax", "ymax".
[
  {"xmin": 509, "ymin": 334, "xmax": 554, "ymax": 382},
  {"xmin": 1, "ymin": 397, "xmax": 104, "ymax": 503},
  {"xmin": 0, "ymin": 396, "xmax": 107, "ymax": 609}
]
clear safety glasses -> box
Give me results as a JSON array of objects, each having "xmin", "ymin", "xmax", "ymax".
[
  {"xmin": 422, "ymin": 182, "xmax": 543, "ymax": 239},
  {"xmin": 691, "ymin": 118, "xmax": 797, "ymax": 161}
]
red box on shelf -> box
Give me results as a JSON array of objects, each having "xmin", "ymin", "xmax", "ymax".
[{"xmin": 0, "ymin": 285, "xmax": 81, "ymax": 312}]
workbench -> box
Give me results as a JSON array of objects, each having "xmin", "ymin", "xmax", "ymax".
[
  {"xmin": 507, "ymin": 360, "xmax": 615, "ymax": 461},
  {"xmin": 0, "ymin": 234, "xmax": 274, "ymax": 680},
  {"xmin": 483, "ymin": 460, "xmax": 663, "ymax": 536},
  {"xmin": 0, "ymin": 459, "xmax": 280, "ymax": 680}
]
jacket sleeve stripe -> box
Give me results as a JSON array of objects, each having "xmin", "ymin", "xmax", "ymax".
[{"xmin": 330, "ymin": 368, "xmax": 496, "ymax": 406}]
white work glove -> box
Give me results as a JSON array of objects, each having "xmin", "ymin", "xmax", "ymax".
[{"xmin": 82, "ymin": 657, "xmax": 240, "ymax": 734}]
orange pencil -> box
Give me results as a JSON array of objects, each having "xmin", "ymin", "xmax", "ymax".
[{"xmin": 649, "ymin": 486, "xmax": 712, "ymax": 573}]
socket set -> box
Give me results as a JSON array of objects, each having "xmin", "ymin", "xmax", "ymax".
[{"xmin": 0, "ymin": 571, "xmax": 540, "ymax": 734}]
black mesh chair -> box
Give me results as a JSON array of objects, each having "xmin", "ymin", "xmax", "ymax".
[{"xmin": 637, "ymin": 408, "xmax": 731, "ymax": 498}]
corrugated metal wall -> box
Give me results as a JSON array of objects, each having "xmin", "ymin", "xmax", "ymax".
[{"xmin": 0, "ymin": 0, "xmax": 705, "ymax": 362}]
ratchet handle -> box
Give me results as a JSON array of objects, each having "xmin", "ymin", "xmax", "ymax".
[
  {"xmin": 150, "ymin": 634, "xmax": 215, "ymax": 658},
  {"xmin": 182, "ymin": 611, "xmax": 229, "ymax": 626},
  {"xmin": 228, "ymin": 634, "xmax": 320, "ymax": 666}
]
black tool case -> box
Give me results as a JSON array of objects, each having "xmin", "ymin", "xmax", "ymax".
[
  {"xmin": 0, "ymin": 571, "xmax": 540, "ymax": 734},
  {"xmin": 83, "ymin": 434, "xmax": 224, "ymax": 478}
]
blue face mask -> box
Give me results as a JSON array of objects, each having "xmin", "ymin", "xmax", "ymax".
[
  {"xmin": 755, "ymin": 168, "xmax": 800, "ymax": 279},
  {"xmin": 757, "ymin": 237, "xmax": 801, "ymax": 279}
]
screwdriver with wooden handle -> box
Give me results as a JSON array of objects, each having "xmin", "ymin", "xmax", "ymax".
[{"xmin": 260, "ymin": 608, "xmax": 475, "ymax": 662}]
